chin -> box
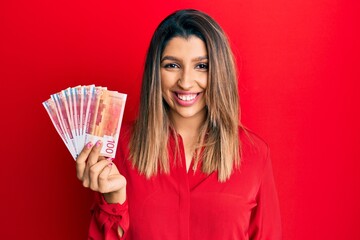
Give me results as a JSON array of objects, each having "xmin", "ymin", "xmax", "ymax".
[{"xmin": 176, "ymin": 108, "xmax": 205, "ymax": 119}]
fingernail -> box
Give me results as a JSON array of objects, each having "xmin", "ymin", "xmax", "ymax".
[
  {"xmin": 86, "ymin": 142, "xmax": 93, "ymax": 149},
  {"xmin": 108, "ymin": 162, "xmax": 113, "ymax": 167},
  {"xmin": 96, "ymin": 140, "xmax": 102, "ymax": 147}
]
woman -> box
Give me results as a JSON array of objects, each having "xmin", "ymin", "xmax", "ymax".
[{"xmin": 76, "ymin": 9, "xmax": 281, "ymax": 240}]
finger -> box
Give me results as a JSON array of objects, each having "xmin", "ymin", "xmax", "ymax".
[
  {"xmin": 76, "ymin": 141, "xmax": 94, "ymax": 180},
  {"xmin": 87, "ymin": 140, "xmax": 103, "ymax": 167},
  {"xmin": 100, "ymin": 163, "xmax": 127, "ymax": 194},
  {"xmin": 83, "ymin": 140, "xmax": 103, "ymax": 186},
  {"xmin": 97, "ymin": 161, "xmax": 115, "ymax": 193},
  {"xmin": 88, "ymin": 159, "xmax": 112, "ymax": 191}
]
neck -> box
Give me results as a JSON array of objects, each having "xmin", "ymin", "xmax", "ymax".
[
  {"xmin": 169, "ymin": 109, "xmax": 207, "ymax": 172},
  {"xmin": 169, "ymin": 110, "xmax": 206, "ymax": 138}
]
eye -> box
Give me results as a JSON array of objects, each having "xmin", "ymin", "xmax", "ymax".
[
  {"xmin": 196, "ymin": 63, "xmax": 208, "ymax": 70},
  {"xmin": 164, "ymin": 63, "xmax": 180, "ymax": 69}
]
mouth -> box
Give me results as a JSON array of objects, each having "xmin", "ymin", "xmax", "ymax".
[
  {"xmin": 172, "ymin": 91, "xmax": 202, "ymax": 106},
  {"xmin": 175, "ymin": 92, "xmax": 199, "ymax": 101}
]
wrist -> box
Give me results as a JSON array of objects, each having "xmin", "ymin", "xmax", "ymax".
[{"xmin": 103, "ymin": 187, "xmax": 126, "ymax": 204}]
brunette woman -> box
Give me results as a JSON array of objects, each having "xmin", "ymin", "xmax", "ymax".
[{"xmin": 76, "ymin": 9, "xmax": 281, "ymax": 240}]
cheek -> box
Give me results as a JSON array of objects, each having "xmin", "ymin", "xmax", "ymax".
[
  {"xmin": 160, "ymin": 71, "xmax": 171, "ymax": 89},
  {"xmin": 198, "ymin": 74, "xmax": 208, "ymax": 89},
  {"xmin": 161, "ymin": 71, "xmax": 178, "ymax": 83},
  {"xmin": 160, "ymin": 78, "xmax": 170, "ymax": 100},
  {"xmin": 161, "ymin": 71, "xmax": 180, "ymax": 96}
]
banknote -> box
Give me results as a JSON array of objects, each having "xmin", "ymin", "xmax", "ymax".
[
  {"xmin": 51, "ymin": 91, "xmax": 78, "ymax": 155},
  {"xmin": 43, "ymin": 85, "xmax": 127, "ymax": 159},
  {"xmin": 85, "ymin": 90, "xmax": 127, "ymax": 158},
  {"xmin": 43, "ymin": 98, "xmax": 77, "ymax": 159}
]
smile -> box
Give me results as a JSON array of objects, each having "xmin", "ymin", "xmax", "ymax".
[
  {"xmin": 176, "ymin": 93, "xmax": 198, "ymax": 101},
  {"xmin": 173, "ymin": 92, "xmax": 202, "ymax": 107}
]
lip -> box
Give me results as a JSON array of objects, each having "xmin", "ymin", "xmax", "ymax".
[{"xmin": 172, "ymin": 91, "xmax": 202, "ymax": 107}]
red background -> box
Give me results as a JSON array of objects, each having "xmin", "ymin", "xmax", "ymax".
[{"xmin": 1, "ymin": 0, "xmax": 359, "ymax": 239}]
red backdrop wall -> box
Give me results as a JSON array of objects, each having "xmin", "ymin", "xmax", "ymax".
[{"xmin": 1, "ymin": 0, "xmax": 359, "ymax": 239}]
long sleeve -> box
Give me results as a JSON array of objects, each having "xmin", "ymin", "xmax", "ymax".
[
  {"xmin": 88, "ymin": 193, "xmax": 130, "ymax": 240},
  {"xmin": 248, "ymin": 149, "xmax": 282, "ymax": 240}
]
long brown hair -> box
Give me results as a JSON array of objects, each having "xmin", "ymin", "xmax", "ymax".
[{"xmin": 130, "ymin": 9, "xmax": 241, "ymax": 182}]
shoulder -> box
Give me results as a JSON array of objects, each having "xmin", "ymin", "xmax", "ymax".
[
  {"xmin": 239, "ymin": 127, "xmax": 269, "ymax": 156},
  {"xmin": 238, "ymin": 126, "xmax": 270, "ymax": 172}
]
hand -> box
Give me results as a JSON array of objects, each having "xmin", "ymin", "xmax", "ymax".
[{"xmin": 76, "ymin": 140, "xmax": 127, "ymax": 204}]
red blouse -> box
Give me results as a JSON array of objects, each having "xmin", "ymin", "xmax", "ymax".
[{"xmin": 88, "ymin": 125, "xmax": 282, "ymax": 240}]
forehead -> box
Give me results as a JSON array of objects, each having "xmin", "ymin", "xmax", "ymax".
[{"xmin": 162, "ymin": 36, "xmax": 207, "ymax": 58}]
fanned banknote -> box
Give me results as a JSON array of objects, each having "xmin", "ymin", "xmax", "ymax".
[{"xmin": 43, "ymin": 85, "xmax": 127, "ymax": 159}]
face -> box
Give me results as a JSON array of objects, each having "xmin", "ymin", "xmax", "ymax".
[{"xmin": 160, "ymin": 36, "xmax": 208, "ymax": 124}]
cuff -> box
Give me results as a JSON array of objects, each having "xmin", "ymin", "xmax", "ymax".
[
  {"xmin": 97, "ymin": 193, "xmax": 128, "ymax": 216},
  {"xmin": 91, "ymin": 193, "xmax": 129, "ymax": 239}
]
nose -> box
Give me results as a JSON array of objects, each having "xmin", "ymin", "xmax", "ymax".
[{"xmin": 177, "ymin": 68, "xmax": 194, "ymax": 90}]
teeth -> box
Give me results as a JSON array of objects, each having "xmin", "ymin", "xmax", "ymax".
[{"xmin": 177, "ymin": 93, "xmax": 197, "ymax": 101}]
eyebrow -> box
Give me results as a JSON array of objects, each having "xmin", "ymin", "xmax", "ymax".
[{"xmin": 161, "ymin": 55, "xmax": 208, "ymax": 63}]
